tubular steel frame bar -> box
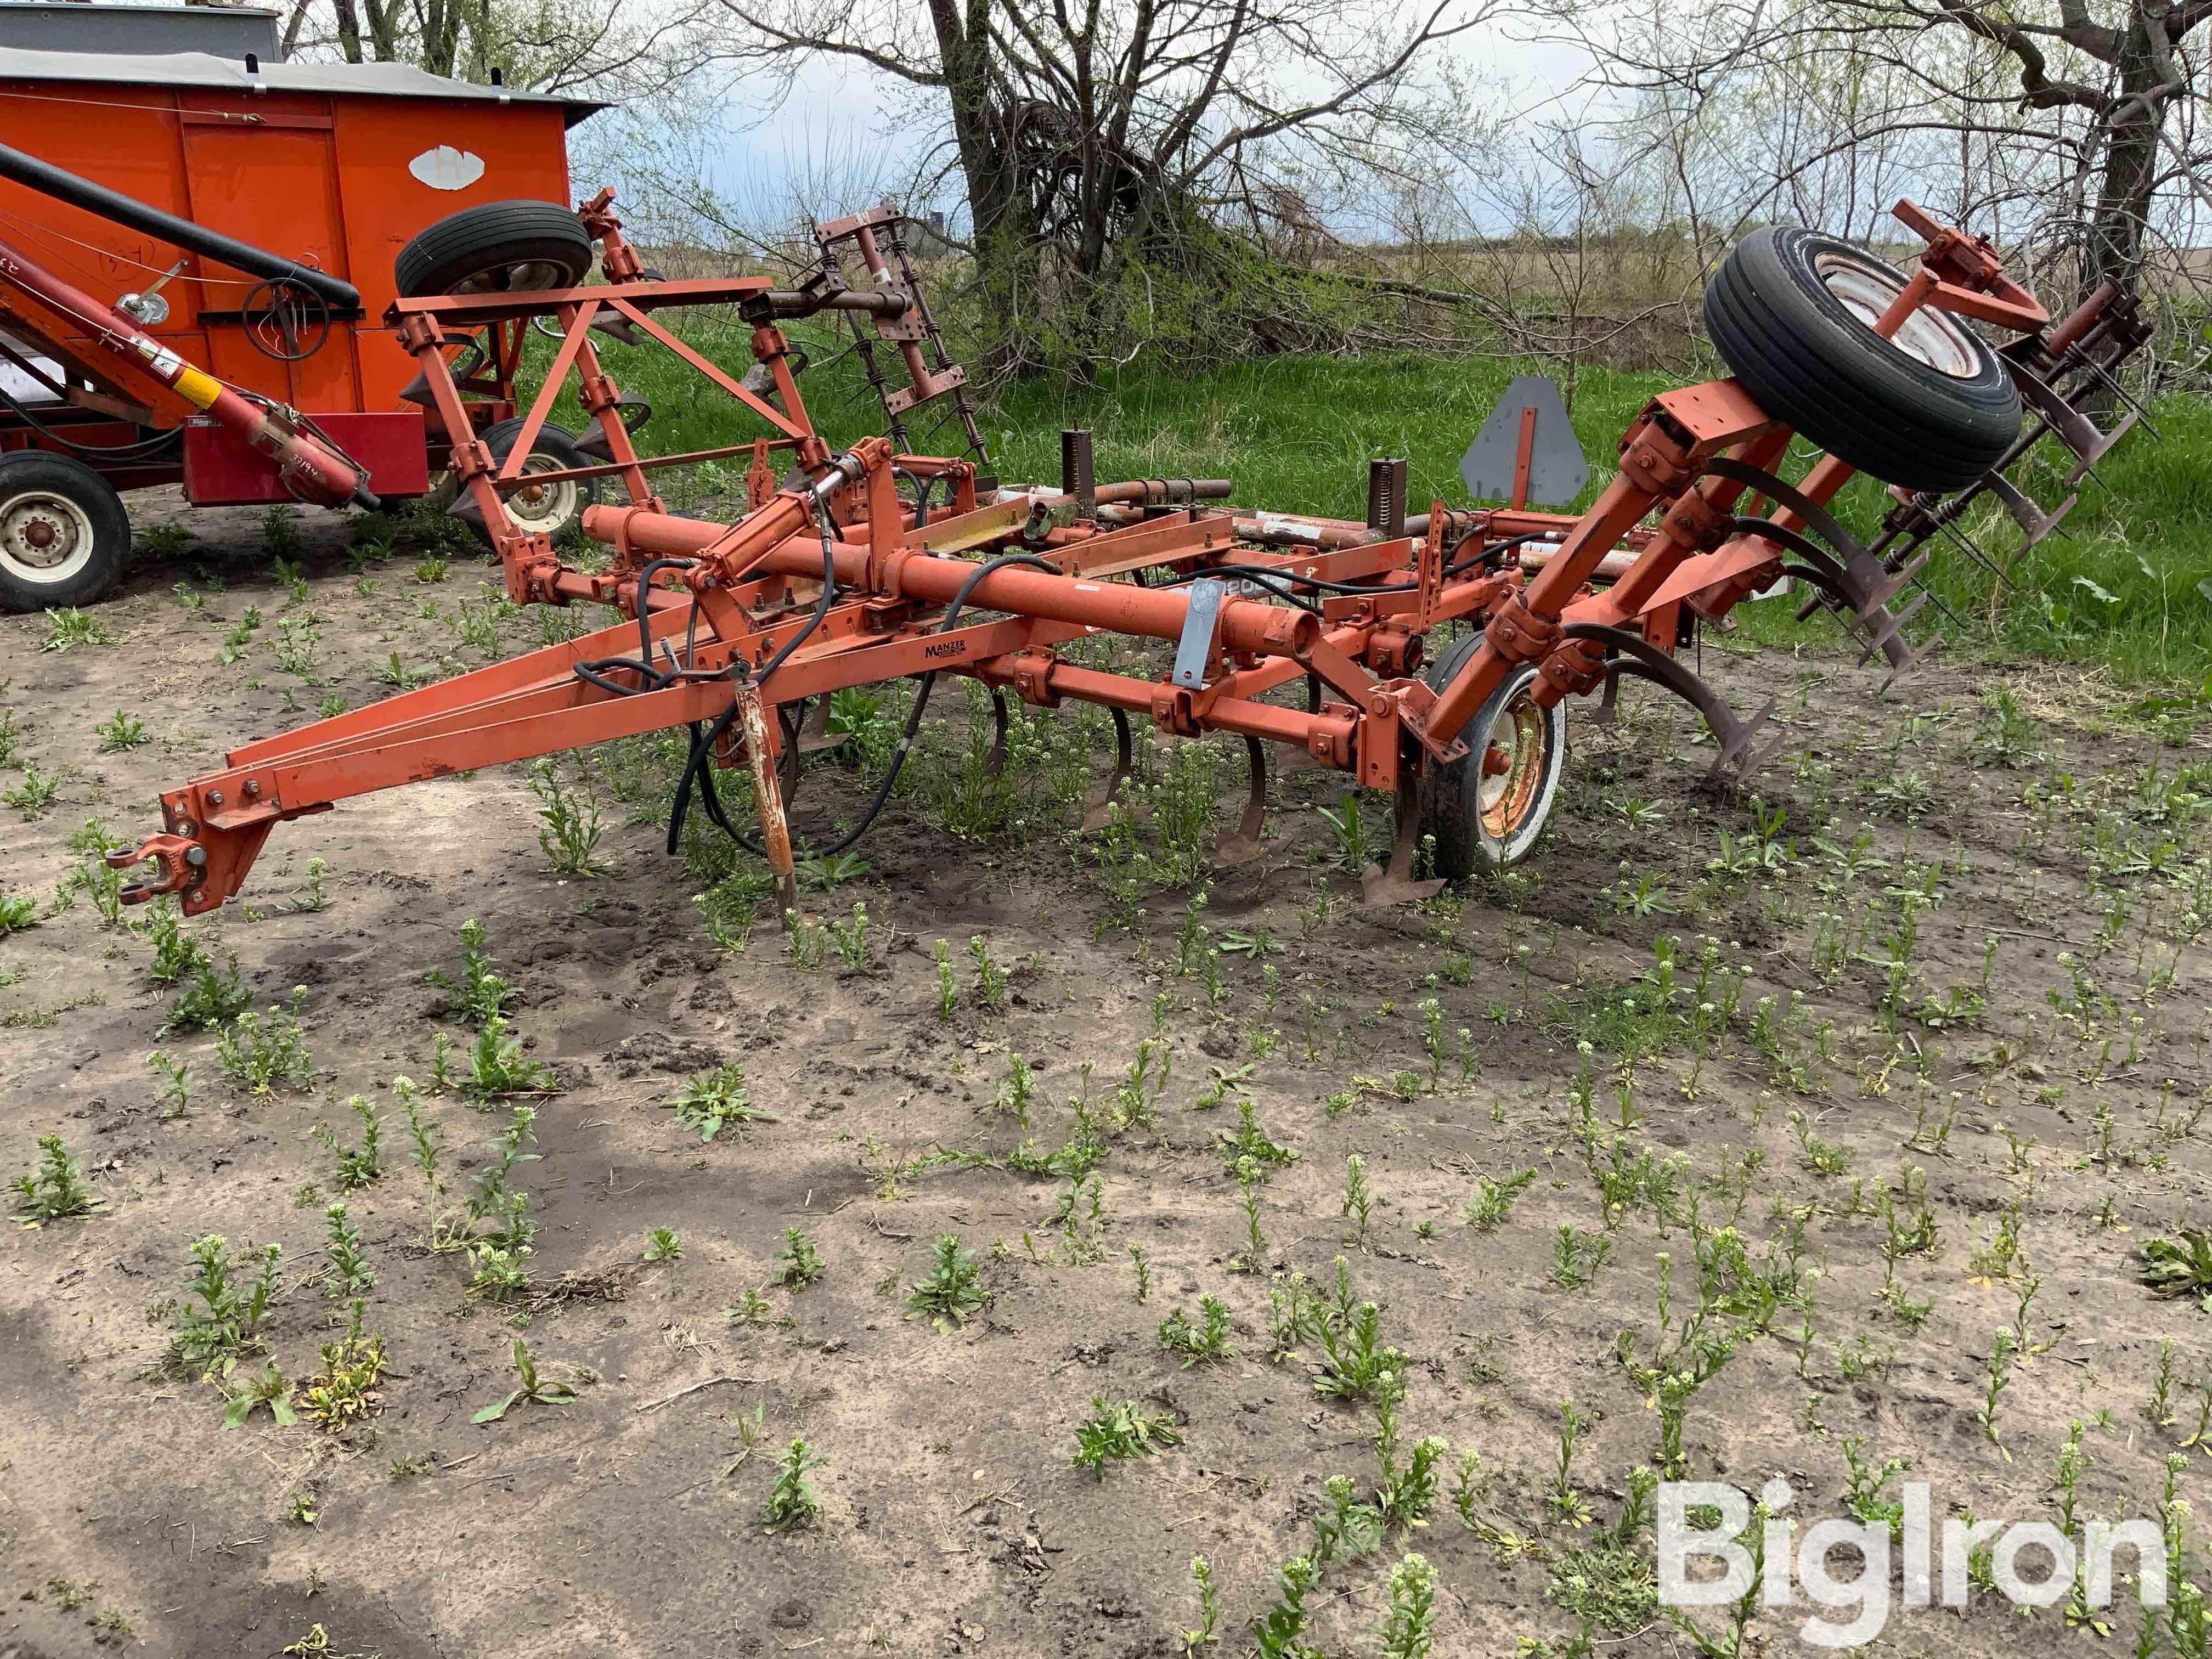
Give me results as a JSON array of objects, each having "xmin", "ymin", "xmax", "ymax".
[{"xmin": 109, "ymin": 196, "xmax": 2096, "ymax": 915}]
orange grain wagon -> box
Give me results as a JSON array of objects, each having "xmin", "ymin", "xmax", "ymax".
[{"xmin": 0, "ymin": 19, "xmax": 603, "ymax": 606}]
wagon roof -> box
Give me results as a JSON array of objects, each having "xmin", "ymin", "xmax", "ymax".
[{"xmin": 0, "ymin": 46, "xmax": 607, "ymax": 126}]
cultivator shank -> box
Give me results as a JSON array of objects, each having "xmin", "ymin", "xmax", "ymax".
[{"xmin": 108, "ymin": 196, "xmax": 2149, "ymax": 915}]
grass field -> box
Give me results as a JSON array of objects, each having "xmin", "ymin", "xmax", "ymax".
[{"xmin": 581, "ymin": 315, "xmax": 2212, "ymax": 689}]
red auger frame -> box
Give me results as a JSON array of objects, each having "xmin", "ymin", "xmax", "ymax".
[{"xmin": 107, "ymin": 196, "xmax": 2145, "ymax": 918}]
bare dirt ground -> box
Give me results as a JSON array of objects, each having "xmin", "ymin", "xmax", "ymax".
[{"xmin": 2, "ymin": 500, "xmax": 2209, "ymax": 1659}]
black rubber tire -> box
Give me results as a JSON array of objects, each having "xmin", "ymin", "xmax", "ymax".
[
  {"xmin": 1418, "ymin": 632, "xmax": 1568, "ymax": 877},
  {"xmin": 1703, "ymin": 226, "xmax": 2021, "ymax": 492},
  {"xmin": 0, "ymin": 450, "xmax": 131, "ymax": 611},
  {"xmin": 473, "ymin": 419, "xmax": 597, "ymax": 546},
  {"xmin": 394, "ymin": 200, "xmax": 592, "ymax": 299}
]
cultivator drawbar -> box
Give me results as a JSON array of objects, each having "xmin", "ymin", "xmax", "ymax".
[{"xmin": 109, "ymin": 195, "xmax": 2146, "ymax": 917}]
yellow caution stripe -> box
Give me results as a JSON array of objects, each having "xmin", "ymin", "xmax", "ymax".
[{"xmin": 173, "ymin": 366, "xmax": 222, "ymax": 410}]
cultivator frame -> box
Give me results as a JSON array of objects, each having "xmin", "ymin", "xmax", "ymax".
[{"xmin": 108, "ymin": 196, "xmax": 2145, "ymax": 918}]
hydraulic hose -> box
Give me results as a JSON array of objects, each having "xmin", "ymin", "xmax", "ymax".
[
  {"xmin": 689, "ymin": 551, "xmax": 1060, "ymax": 864},
  {"xmin": 667, "ymin": 503, "xmax": 842, "ymax": 854}
]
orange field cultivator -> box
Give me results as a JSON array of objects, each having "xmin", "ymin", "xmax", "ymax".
[{"xmin": 107, "ymin": 195, "xmax": 2149, "ymax": 918}]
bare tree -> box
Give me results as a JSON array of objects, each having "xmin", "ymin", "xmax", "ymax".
[
  {"xmin": 707, "ymin": 0, "xmax": 1499, "ymax": 361},
  {"xmin": 1519, "ymin": 0, "xmax": 2212, "ymax": 300},
  {"xmin": 283, "ymin": 0, "xmax": 715, "ymax": 100}
]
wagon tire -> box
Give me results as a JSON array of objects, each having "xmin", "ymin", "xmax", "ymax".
[
  {"xmin": 1419, "ymin": 632, "xmax": 1567, "ymax": 878},
  {"xmin": 1702, "ymin": 225, "xmax": 2021, "ymax": 493},
  {"xmin": 394, "ymin": 200, "xmax": 594, "ymax": 300},
  {"xmin": 473, "ymin": 419, "xmax": 597, "ymax": 548},
  {"xmin": 0, "ymin": 450, "xmax": 131, "ymax": 611}
]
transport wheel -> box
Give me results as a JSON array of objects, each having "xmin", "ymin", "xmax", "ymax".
[
  {"xmin": 476, "ymin": 419, "xmax": 597, "ymax": 545},
  {"xmin": 1702, "ymin": 227, "xmax": 2021, "ymax": 493},
  {"xmin": 1707, "ymin": 231, "xmax": 2026, "ymax": 493},
  {"xmin": 0, "ymin": 450, "xmax": 131, "ymax": 611},
  {"xmin": 1419, "ymin": 633, "xmax": 1568, "ymax": 877},
  {"xmin": 394, "ymin": 200, "xmax": 594, "ymax": 299}
]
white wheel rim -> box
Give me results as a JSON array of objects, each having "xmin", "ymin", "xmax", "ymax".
[
  {"xmin": 458, "ymin": 258, "xmax": 573, "ymax": 295},
  {"xmin": 1477, "ymin": 683, "xmax": 1554, "ymax": 845},
  {"xmin": 503, "ymin": 454, "xmax": 580, "ymax": 535},
  {"xmin": 1814, "ymin": 251, "xmax": 1980, "ymax": 379},
  {"xmin": 0, "ymin": 487, "xmax": 97, "ymax": 586}
]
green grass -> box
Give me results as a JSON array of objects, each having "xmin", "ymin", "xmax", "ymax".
[{"xmin": 546, "ymin": 317, "xmax": 2212, "ymax": 687}]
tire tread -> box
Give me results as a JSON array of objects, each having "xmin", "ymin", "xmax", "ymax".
[{"xmin": 1703, "ymin": 227, "xmax": 2019, "ymax": 491}]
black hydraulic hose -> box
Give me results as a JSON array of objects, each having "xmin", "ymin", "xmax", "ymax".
[
  {"xmin": 690, "ymin": 551, "xmax": 1060, "ymax": 864},
  {"xmin": 1163, "ymin": 566, "xmax": 1324, "ymax": 616},
  {"xmin": 635, "ymin": 558, "xmax": 690, "ymax": 669},
  {"xmin": 665, "ymin": 505, "xmax": 841, "ymax": 854},
  {"xmin": 801, "ymin": 551, "xmax": 1059, "ymax": 856},
  {"xmin": 754, "ymin": 509, "xmax": 842, "ymax": 685},
  {"xmin": 1152, "ymin": 532, "xmax": 1554, "ymax": 600},
  {"xmin": 0, "ymin": 385, "xmax": 180, "ymax": 459},
  {"xmin": 571, "ymin": 558, "xmax": 703, "ymax": 696},
  {"xmin": 0, "ymin": 141, "xmax": 362, "ymax": 310}
]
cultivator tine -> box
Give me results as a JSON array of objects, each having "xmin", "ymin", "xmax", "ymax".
[
  {"xmin": 1594, "ymin": 665, "xmax": 1623, "ymax": 726},
  {"xmin": 1931, "ymin": 520, "xmax": 2014, "ymax": 588},
  {"xmin": 793, "ymin": 695, "xmax": 842, "ymax": 755},
  {"xmin": 1359, "ymin": 776, "xmax": 1444, "ymax": 907},
  {"xmin": 2009, "ymin": 362, "xmax": 2109, "ymax": 460},
  {"xmin": 1081, "ymin": 708, "xmax": 1139, "ymax": 832},
  {"xmin": 1214, "ymin": 735, "xmax": 1286, "ymax": 868},
  {"xmin": 1982, "ymin": 471, "xmax": 2078, "ymax": 556},
  {"xmin": 1562, "ymin": 623, "xmax": 1785, "ymax": 785},
  {"xmin": 2011, "ymin": 360, "xmax": 2137, "ymax": 484},
  {"xmin": 984, "ymin": 690, "xmax": 1011, "ymax": 777},
  {"xmin": 590, "ymin": 311, "xmax": 650, "ymax": 348},
  {"xmin": 1852, "ymin": 592, "xmax": 1930, "ymax": 667},
  {"xmin": 1779, "ymin": 562, "xmax": 1855, "ymax": 610},
  {"xmin": 2061, "ymin": 437, "xmax": 2130, "ymax": 493},
  {"xmin": 2082, "ymin": 358, "xmax": 2159, "ymax": 439},
  {"xmin": 1883, "ymin": 636, "xmax": 1944, "ymax": 694},
  {"xmin": 1894, "ymin": 560, "xmax": 1972, "ymax": 638},
  {"xmin": 1859, "ymin": 550, "xmax": 1929, "ymax": 616},
  {"xmin": 1709, "ymin": 461, "xmax": 1942, "ymax": 682},
  {"xmin": 1713, "ymin": 697, "xmax": 1788, "ymax": 783},
  {"xmin": 574, "ymin": 400, "xmax": 654, "ymax": 461}
]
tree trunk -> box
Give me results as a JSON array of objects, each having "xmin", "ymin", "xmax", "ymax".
[
  {"xmin": 926, "ymin": 0, "xmax": 1015, "ymax": 244},
  {"xmin": 419, "ymin": 0, "xmax": 464, "ymax": 77},
  {"xmin": 923, "ymin": 0, "xmax": 1041, "ymax": 358},
  {"xmin": 2083, "ymin": 21, "xmax": 2168, "ymax": 300},
  {"xmin": 362, "ymin": 0, "xmax": 400, "ymax": 62},
  {"xmin": 329, "ymin": 0, "xmax": 366, "ymax": 61}
]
